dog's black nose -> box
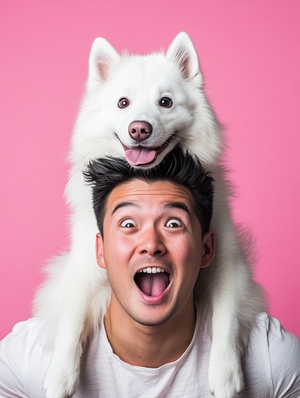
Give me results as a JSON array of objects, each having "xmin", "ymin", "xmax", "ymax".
[{"xmin": 128, "ymin": 121, "xmax": 152, "ymax": 142}]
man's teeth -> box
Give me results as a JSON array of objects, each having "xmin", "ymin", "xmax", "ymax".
[{"xmin": 138, "ymin": 267, "xmax": 165, "ymax": 274}]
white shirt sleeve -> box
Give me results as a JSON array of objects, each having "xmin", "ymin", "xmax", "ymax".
[
  {"xmin": 244, "ymin": 313, "xmax": 300, "ymax": 398},
  {"xmin": 0, "ymin": 319, "xmax": 48, "ymax": 398},
  {"xmin": 265, "ymin": 314, "xmax": 300, "ymax": 397},
  {"xmin": 0, "ymin": 321, "xmax": 29, "ymax": 397}
]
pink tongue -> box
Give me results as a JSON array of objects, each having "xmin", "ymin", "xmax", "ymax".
[
  {"xmin": 125, "ymin": 148, "xmax": 156, "ymax": 166},
  {"xmin": 139, "ymin": 273, "xmax": 169, "ymax": 297}
]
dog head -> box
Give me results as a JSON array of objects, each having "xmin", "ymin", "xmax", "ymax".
[{"xmin": 71, "ymin": 33, "xmax": 223, "ymax": 169}]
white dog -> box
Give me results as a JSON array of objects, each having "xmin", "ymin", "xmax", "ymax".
[{"xmin": 34, "ymin": 32, "xmax": 265, "ymax": 398}]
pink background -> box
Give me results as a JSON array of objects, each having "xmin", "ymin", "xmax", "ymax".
[{"xmin": 0, "ymin": 1, "xmax": 299, "ymax": 339}]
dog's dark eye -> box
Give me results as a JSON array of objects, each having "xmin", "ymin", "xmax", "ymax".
[
  {"xmin": 118, "ymin": 98, "xmax": 130, "ymax": 108},
  {"xmin": 159, "ymin": 97, "xmax": 173, "ymax": 108}
]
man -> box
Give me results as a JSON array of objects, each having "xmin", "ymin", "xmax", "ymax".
[{"xmin": 0, "ymin": 147, "xmax": 299, "ymax": 397}]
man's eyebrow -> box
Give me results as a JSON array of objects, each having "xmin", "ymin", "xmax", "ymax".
[
  {"xmin": 111, "ymin": 202, "xmax": 140, "ymax": 215},
  {"xmin": 163, "ymin": 202, "xmax": 191, "ymax": 216}
]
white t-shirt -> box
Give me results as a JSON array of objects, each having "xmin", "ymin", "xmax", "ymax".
[{"xmin": 0, "ymin": 313, "xmax": 299, "ymax": 397}]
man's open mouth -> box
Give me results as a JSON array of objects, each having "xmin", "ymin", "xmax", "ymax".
[
  {"xmin": 116, "ymin": 134, "xmax": 175, "ymax": 167},
  {"xmin": 134, "ymin": 267, "xmax": 171, "ymax": 297}
]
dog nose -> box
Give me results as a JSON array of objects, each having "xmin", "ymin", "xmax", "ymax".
[{"xmin": 128, "ymin": 121, "xmax": 152, "ymax": 142}]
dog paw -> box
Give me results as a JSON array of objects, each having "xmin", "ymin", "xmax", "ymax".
[
  {"xmin": 44, "ymin": 358, "xmax": 80, "ymax": 398},
  {"xmin": 208, "ymin": 350, "xmax": 244, "ymax": 398}
]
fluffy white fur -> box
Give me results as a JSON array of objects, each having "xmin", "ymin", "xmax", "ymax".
[{"xmin": 34, "ymin": 32, "xmax": 266, "ymax": 398}]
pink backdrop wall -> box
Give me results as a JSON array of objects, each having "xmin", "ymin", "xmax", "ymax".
[{"xmin": 0, "ymin": 0, "xmax": 299, "ymax": 339}]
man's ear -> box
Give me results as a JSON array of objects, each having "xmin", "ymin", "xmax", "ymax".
[
  {"xmin": 200, "ymin": 231, "xmax": 215, "ymax": 269},
  {"xmin": 96, "ymin": 233, "xmax": 106, "ymax": 269}
]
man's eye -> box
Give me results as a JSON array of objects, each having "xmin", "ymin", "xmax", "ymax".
[
  {"xmin": 120, "ymin": 219, "xmax": 137, "ymax": 228},
  {"xmin": 165, "ymin": 219, "xmax": 182, "ymax": 228}
]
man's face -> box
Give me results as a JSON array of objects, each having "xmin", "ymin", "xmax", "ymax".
[{"xmin": 96, "ymin": 179, "xmax": 214, "ymax": 327}]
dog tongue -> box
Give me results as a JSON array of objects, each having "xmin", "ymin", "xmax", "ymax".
[
  {"xmin": 139, "ymin": 273, "xmax": 169, "ymax": 297},
  {"xmin": 125, "ymin": 148, "xmax": 156, "ymax": 166}
]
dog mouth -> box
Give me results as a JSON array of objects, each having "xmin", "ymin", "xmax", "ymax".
[
  {"xmin": 116, "ymin": 134, "xmax": 175, "ymax": 167},
  {"xmin": 134, "ymin": 267, "xmax": 171, "ymax": 297}
]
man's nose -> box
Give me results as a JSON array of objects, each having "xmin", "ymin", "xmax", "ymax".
[{"xmin": 138, "ymin": 226, "xmax": 166, "ymax": 256}]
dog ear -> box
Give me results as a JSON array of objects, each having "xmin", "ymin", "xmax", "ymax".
[
  {"xmin": 89, "ymin": 38, "xmax": 120, "ymax": 82},
  {"xmin": 167, "ymin": 32, "xmax": 203, "ymax": 87}
]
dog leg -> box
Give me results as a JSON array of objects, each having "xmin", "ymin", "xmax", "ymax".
[
  {"xmin": 44, "ymin": 323, "xmax": 82, "ymax": 398},
  {"xmin": 35, "ymin": 236, "xmax": 110, "ymax": 398},
  {"xmin": 206, "ymin": 178, "xmax": 266, "ymax": 398},
  {"xmin": 208, "ymin": 273, "xmax": 245, "ymax": 398}
]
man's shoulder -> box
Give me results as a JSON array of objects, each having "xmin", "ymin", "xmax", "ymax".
[
  {"xmin": 248, "ymin": 312, "xmax": 300, "ymax": 358},
  {"xmin": 252, "ymin": 312, "xmax": 299, "ymax": 344},
  {"xmin": 1, "ymin": 317, "xmax": 44, "ymax": 344},
  {"xmin": 0, "ymin": 317, "xmax": 49, "ymax": 366},
  {"xmin": 9, "ymin": 317, "xmax": 43, "ymax": 333}
]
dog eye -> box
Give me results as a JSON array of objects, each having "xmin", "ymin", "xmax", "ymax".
[
  {"xmin": 118, "ymin": 98, "xmax": 130, "ymax": 108},
  {"xmin": 159, "ymin": 97, "xmax": 173, "ymax": 108}
]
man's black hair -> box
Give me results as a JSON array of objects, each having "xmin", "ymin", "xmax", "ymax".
[{"xmin": 84, "ymin": 146, "xmax": 214, "ymax": 236}]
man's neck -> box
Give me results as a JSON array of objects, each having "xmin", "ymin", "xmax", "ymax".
[{"xmin": 104, "ymin": 298, "xmax": 196, "ymax": 368}]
